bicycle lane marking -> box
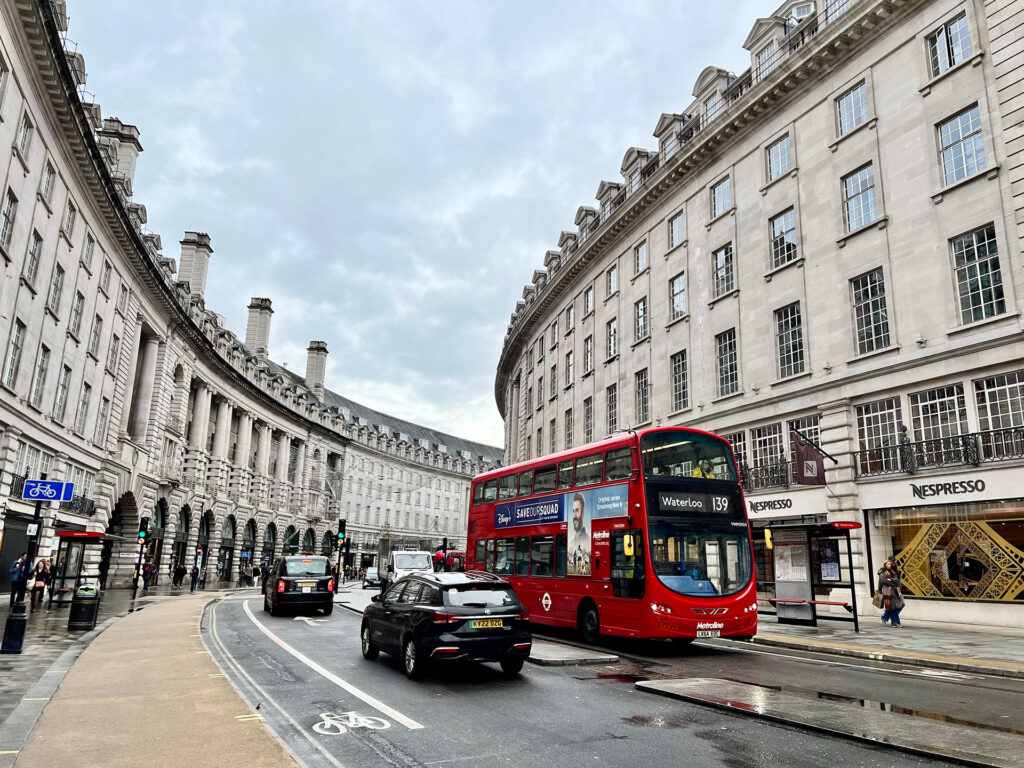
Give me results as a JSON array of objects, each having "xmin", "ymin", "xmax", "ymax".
[
  {"xmin": 242, "ymin": 600, "xmax": 425, "ymax": 730},
  {"xmin": 207, "ymin": 600, "xmax": 347, "ymax": 768}
]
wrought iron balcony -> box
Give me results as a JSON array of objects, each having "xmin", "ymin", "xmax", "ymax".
[
  {"xmin": 59, "ymin": 494, "xmax": 96, "ymax": 517},
  {"xmin": 853, "ymin": 428, "xmax": 1024, "ymax": 478},
  {"xmin": 8, "ymin": 473, "xmax": 26, "ymax": 497},
  {"xmin": 739, "ymin": 461, "xmax": 793, "ymax": 493}
]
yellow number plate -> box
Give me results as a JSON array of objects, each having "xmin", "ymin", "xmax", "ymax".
[
  {"xmin": 470, "ymin": 618, "xmax": 503, "ymax": 629},
  {"xmin": 297, "ymin": 582, "xmax": 316, "ymax": 588}
]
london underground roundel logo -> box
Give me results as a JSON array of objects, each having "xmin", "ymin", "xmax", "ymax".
[{"xmin": 541, "ymin": 593, "xmax": 552, "ymax": 611}]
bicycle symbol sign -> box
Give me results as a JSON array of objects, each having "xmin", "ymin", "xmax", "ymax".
[
  {"xmin": 22, "ymin": 480, "xmax": 74, "ymax": 502},
  {"xmin": 312, "ymin": 711, "xmax": 391, "ymax": 736}
]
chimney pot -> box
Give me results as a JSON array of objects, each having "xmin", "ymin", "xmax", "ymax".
[{"xmin": 306, "ymin": 341, "xmax": 328, "ymax": 402}]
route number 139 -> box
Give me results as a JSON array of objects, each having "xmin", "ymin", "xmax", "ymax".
[{"xmin": 712, "ymin": 496, "xmax": 728, "ymax": 512}]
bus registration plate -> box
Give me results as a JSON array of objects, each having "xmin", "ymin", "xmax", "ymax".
[
  {"xmin": 470, "ymin": 618, "xmax": 503, "ymax": 629},
  {"xmin": 696, "ymin": 629, "xmax": 720, "ymax": 638}
]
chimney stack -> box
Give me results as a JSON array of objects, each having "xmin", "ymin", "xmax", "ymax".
[
  {"xmin": 178, "ymin": 232, "xmax": 213, "ymax": 297},
  {"xmin": 96, "ymin": 117, "xmax": 143, "ymax": 196},
  {"xmin": 306, "ymin": 341, "xmax": 328, "ymax": 401},
  {"xmin": 245, "ymin": 298, "xmax": 273, "ymax": 358}
]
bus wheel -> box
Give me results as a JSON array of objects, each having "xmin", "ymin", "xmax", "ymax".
[{"xmin": 579, "ymin": 603, "xmax": 600, "ymax": 644}]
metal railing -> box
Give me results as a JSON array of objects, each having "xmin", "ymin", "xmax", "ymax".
[
  {"xmin": 59, "ymin": 494, "xmax": 96, "ymax": 516},
  {"xmin": 8, "ymin": 473, "xmax": 26, "ymax": 497},
  {"xmin": 854, "ymin": 428, "xmax": 1024, "ymax": 478},
  {"xmin": 740, "ymin": 461, "xmax": 793, "ymax": 493}
]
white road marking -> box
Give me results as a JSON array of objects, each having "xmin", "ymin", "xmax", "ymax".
[
  {"xmin": 293, "ymin": 616, "xmax": 326, "ymax": 626},
  {"xmin": 207, "ymin": 600, "xmax": 347, "ymax": 768},
  {"xmin": 242, "ymin": 600, "xmax": 425, "ymax": 730}
]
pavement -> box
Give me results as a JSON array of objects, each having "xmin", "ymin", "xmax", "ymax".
[
  {"xmin": 3, "ymin": 591, "xmax": 297, "ymax": 768},
  {"xmin": 747, "ymin": 614, "xmax": 1024, "ymax": 679}
]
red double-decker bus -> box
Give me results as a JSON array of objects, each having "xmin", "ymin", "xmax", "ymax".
[{"xmin": 466, "ymin": 426, "xmax": 757, "ymax": 643}]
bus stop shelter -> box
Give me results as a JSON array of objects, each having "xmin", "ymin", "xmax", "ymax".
[
  {"xmin": 753, "ymin": 520, "xmax": 861, "ymax": 632},
  {"xmin": 48, "ymin": 530, "xmax": 125, "ymax": 608}
]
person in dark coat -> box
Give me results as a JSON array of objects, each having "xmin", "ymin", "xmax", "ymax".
[
  {"xmin": 878, "ymin": 559, "xmax": 905, "ymax": 628},
  {"xmin": 8, "ymin": 553, "xmax": 29, "ymax": 606},
  {"xmin": 190, "ymin": 564, "xmax": 200, "ymax": 593},
  {"xmin": 173, "ymin": 563, "xmax": 187, "ymax": 589}
]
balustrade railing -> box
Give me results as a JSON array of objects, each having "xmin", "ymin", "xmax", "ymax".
[
  {"xmin": 854, "ymin": 429, "xmax": 1022, "ymax": 478},
  {"xmin": 59, "ymin": 494, "xmax": 96, "ymax": 517}
]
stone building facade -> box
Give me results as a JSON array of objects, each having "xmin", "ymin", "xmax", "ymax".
[
  {"xmin": 495, "ymin": 0, "xmax": 1024, "ymax": 627},
  {"xmin": 0, "ymin": 1, "xmax": 501, "ymax": 595}
]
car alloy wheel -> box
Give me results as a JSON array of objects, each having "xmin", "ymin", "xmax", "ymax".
[
  {"xmin": 403, "ymin": 638, "xmax": 422, "ymax": 679},
  {"xmin": 361, "ymin": 623, "xmax": 379, "ymax": 660}
]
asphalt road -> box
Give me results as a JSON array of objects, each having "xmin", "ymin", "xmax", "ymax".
[{"xmin": 201, "ymin": 593, "xmax": 957, "ymax": 768}]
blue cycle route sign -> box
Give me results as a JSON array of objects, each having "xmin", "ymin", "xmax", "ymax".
[{"xmin": 22, "ymin": 480, "xmax": 74, "ymax": 502}]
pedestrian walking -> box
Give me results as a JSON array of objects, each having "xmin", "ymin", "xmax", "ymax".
[
  {"xmin": 29, "ymin": 559, "xmax": 50, "ymax": 609},
  {"xmin": 8, "ymin": 553, "xmax": 29, "ymax": 606},
  {"xmin": 200, "ymin": 565, "xmax": 208, "ymax": 590},
  {"xmin": 190, "ymin": 564, "xmax": 200, "ymax": 593},
  {"xmin": 142, "ymin": 559, "xmax": 156, "ymax": 593},
  {"xmin": 877, "ymin": 558, "xmax": 905, "ymax": 628},
  {"xmin": 173, "ymin": 562, "xmax": 187, "ymax": 589}
]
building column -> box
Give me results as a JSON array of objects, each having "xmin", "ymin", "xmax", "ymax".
[
  {"xmin": 208, "ymin": 398, "xmax": 233, "ymax": 494},
  {"xmin": 254, "ymin": 421, "xmax": 272, "ymax": 508},
  {"xmin": 292, "ymin": 440, "xmax": 307, "ymax": 506},
  {"xmin": 233, "ymin": 411, "xmax": 253, "ymax": 498},
  {"xmin": 185, "ymin": 383, "xmax": 212, "ymax": 487},
  {"xmin": 273, "ymin": 432, "xmax": 290, "ymax": 509},
  {"xmin": 129, "ymin": 335, "xmax": 161, "ymax": 442},
  {"xmin": 117, "ymin": 319, "xmax": 145, "ymax": 435}
]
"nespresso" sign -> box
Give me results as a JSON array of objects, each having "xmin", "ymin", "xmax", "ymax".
[{"xmin": 910, "ymin": 479, "xmax": 986, "ymax": 499}]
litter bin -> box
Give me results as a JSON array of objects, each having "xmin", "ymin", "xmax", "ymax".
[{"xmin": 68, "ymin": 584, "xmax": 100, "ymax": 631}]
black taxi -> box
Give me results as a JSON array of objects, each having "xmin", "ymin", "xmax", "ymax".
[
  {"xmin": 262, "ymin": 555, "xmax": 334, "ymax": 616},
  {"xmin": 360, "ymin": 571, "xmax": 531, "ymax": 679}
]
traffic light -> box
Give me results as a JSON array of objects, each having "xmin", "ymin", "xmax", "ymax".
[
  {"xmin": 138, "ymin": 516, "xmax": 150, "ymax": 541},
  {"xmin": 337, "ymin": 519, "xmax": 346, "ymax": 546}
]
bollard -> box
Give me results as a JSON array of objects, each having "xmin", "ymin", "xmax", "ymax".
[{"xmin": 1, "ymin": 602, "xmax": 28, "ymax": 654}]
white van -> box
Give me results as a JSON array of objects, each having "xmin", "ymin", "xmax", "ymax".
[{"xmin": 381, "ymin": 550, "xmax": 433, "ymax": 592}]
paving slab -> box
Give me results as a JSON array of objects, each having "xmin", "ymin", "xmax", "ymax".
[
  {"xmin": 528, "ymin": 638, "xmax": 619, "ymax": 666},
  {"xmin": 11, "ymin": 594, "xmax": 298, "ymax": 768},
  {"xmin": 637, "ymin": 677, "xmax": 1024, "ymax": 768}
]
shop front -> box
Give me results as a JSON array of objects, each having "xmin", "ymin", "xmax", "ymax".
[
  {"xmin": 283, "ymin": 525, "xmax": 299, "ymax": 555},
  {"xmin": 218, "ymin": 516, "xmax": 236, "ymax": 583},
  {"xmin": 860, "ymin": 464, "xmax": 1024, "ymax": 628},
  {"xmin": 145, "ymin": 501, "xmax": 167, "ymax": 586},
  {"xmin": 171, "ymin": 507, "xmax": 191, "ymax": 571},
  {"xmin": 239, "ymin": 519, "xmax": 257, "ymax": 577},
  {"xmin": 261, "ymin": 524, "xmax": 276, "ymax": 567},
  {"xmin": 196, "ymin": 515, "xmax": 211, "ymax": 581}
]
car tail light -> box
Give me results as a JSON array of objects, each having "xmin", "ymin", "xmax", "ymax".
[
  {"xmin": 513, "ymin": 642, "xmax": 532, "ymax": 650},
  {"xmin": 431, "ymin": 611, "xmax": 460, "ymax": 624},
  {"xmin": 432, "ymin": 647, "xmax": 460, "ymax": 656},
  {"xmin": 277, "ymin": 579, "xmax": 285, "ymax": 593},
  {"xmin": 327, "ymin": 579, "xmax": 334, "ymax": 592},
  {"xmin": 515, "ymin": 610, "xmax": 530, "ymax": 621}
]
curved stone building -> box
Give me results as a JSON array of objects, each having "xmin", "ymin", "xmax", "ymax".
[
  {"xmin": 495, "ymin": 0, "xmax": 1024, "ymax": 627},
  {"xmin": 0, "ymin": 1, "xmax": 501, "ymax": 594}
]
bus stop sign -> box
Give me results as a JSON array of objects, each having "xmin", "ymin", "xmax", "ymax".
[{"xmin": 22, "ymin": 480, "xmax": 74, "ymax": 502}]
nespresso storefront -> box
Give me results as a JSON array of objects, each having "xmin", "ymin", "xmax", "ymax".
[{"xmin": 861, "ymin": 465, "xmax": 1024, "ymax": 627}]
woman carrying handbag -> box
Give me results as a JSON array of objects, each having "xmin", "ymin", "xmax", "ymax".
[
  {"xmin": 29, "ymin": 559, "xmax": 50, "ymax": 610},
  {"xmin": 877, "ymin": 558, "xmax": 905, "ymax": 628}
]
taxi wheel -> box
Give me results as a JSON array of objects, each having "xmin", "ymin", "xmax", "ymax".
[
  {"xmin": 403, "ymin": 637, "xmax": 423, "ymax": 679},
  {"xmin": 262, "ymin": 593, "xmax": 270, "ymax": 613},
  {"xmin": 323, "ymin": 602, "xmax": 334, "ymax": 616},
  {"xmin": 499, "ymin": 656, "xmax": 524, "ymax": 676},
  {"xmin": 269, "ymin": 597, "xmax": 281, "ymax": 617},
  {"xmin": 361, "ymin": 623, "xmax": 379, "ymax": 660}
]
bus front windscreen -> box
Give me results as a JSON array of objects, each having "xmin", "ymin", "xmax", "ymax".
[
  {"xmin": 648, "ymin": 523, "xmax": 753, "ymax": 597},
  {"xmin": 640, "ymin": 431, "xmax": 738, "ymax": 481}
]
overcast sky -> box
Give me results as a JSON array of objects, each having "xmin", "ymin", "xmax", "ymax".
[{"xmin": 70, "ymin": 0, "xmax": 762, "ymax": 447}]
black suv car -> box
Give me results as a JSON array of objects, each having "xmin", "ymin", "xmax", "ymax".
[
  {"xmin": 361, "ymin": 571, "xmax": 531, "ymax": 679},
  {"xmin": 263, "ymin": 555, "xmax": 334, "ymax": 616}
]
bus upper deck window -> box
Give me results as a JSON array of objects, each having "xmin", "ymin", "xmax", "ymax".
[
  {"xmin": 558, "ymin": 460, "xmax": 574, "ymax": 490},
  {"xmin": 483, "ymin": 480, "xmax": 498, "ymax": 503},
  {"xmin": 473, "ymin": 483, "xmax": 483, "ymax": 506},
  {"xmin": 498, "ymin": 474, "xmax": 518, "ymax": 501},
  {"xmin": 518, "ymin": 470, "xmax": 534, "ymax": 497},
  {"xmin": 605, "ymin": 448, "xmax": 633, "ymax": 481}
]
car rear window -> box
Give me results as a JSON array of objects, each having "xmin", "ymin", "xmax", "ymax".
[
  {"xmin": 284, "ymin": 558, "xmax": 329, "ymax": 576},
  {"xmin": 394, "ymin": 553, "xmax": 430, "ymax": 569},
  {"xmin": 443, "ymin": 585, "xmax": 519, "ymax": 608}
]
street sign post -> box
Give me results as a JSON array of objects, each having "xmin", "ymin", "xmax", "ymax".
[{"xmin": 21, "ymin": 480, "xmax": 74, "ymax": 502}]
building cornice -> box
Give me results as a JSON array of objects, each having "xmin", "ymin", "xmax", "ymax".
[{"xmin": 494, "ymin": 0, "xmax": 923, "ymax": 418}]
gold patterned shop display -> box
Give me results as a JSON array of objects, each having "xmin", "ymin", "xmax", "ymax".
[{"xmin": 895, "ymin": 521, "xmax": 1024, "ymax": 601}]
